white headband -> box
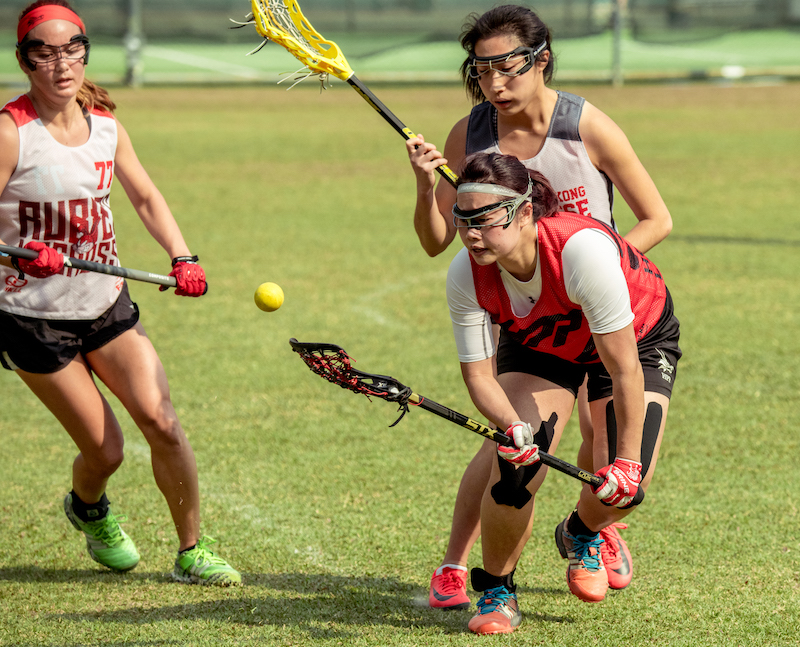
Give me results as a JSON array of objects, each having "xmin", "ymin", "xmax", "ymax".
[{"xmin": 456, "ymin": 183, "xmax": 525, "ymax": 198}]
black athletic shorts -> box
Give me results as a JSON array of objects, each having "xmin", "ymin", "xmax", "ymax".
[
  {"xmin": 497, "ymin": 289, "xmax": 682, "ymax": 401},
  {"xmin": 0, "ymin": 283, "xmax": 140, "ymax": 374}
]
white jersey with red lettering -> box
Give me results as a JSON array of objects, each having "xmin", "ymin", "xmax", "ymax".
[
  {"xmin": 0, "ymin": 94, "xmax": 123, "ymax": 320},
  {"xmin": 465, "ymin": 91, "xmax": 614, "ymax": 227}
]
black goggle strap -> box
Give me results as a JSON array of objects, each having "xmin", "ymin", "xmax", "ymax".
[{"xmin": 468, "ymin": 41, "xmax": 548, "ymax": 78}]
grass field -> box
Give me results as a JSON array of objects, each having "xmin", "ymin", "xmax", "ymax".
[{"xmin": 0, "ymin": 82, "xmax": 799, "ymax": 646}]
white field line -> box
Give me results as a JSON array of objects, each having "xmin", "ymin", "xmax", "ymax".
[
  {"xmin": 120, "ymin": 438, "xmax": 152, "ymax": 460},
  {"xmin": 621, "ymin": 40, "xmax": 746, "ymax": 65},
  {"xmin": 349, "ymin": 269, "xmax": 448, "ymax": 329},
  {"xmin": 203, "ymin": 494, "xmax": 341, "ymax": 571},
  {"xmin": 145, "ymin": 45, "xmax": 264, "ymax": 79}
]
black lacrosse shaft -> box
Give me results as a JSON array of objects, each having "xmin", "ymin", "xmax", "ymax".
[
  {"xmin": 408, "ymin": 393, "xmax": 603, "ymax": 488},
  {"xmin": 346, "ymin": 75, "xmax": 459, "ymax": 188},
  {"xmin": 0, "ymin": 244, "xmax": 177, "ymax": 288}
]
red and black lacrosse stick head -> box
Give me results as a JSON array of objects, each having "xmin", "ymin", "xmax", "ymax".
[{"xmin": 289, "ymin": 339, "xmax": 414, "ymax": 422}]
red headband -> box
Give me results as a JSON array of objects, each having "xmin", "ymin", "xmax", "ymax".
[{"xmin": 17, "ymin": 5, "xmax": 86, "ymax": 43}]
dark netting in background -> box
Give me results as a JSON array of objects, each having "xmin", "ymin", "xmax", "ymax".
[
  {"xmin": 630, "ymin": 0, "xmax": 800, "ymax": 43},
  {"xmin": 2, "ymin": 0, "xmax": 247, "ymax": 44},
  {"xmin": 1, "ymin": 0, "xmax": 607, "ymax": 44},
  {"xmin": 286, "ymin": 0, "xmax": 609, "ymax": 40}
]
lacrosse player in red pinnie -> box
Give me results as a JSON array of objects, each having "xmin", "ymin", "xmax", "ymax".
[
  {"xmin": 439, "ymin": 151, "xmax": 680, "ymax": 634},
  {"xmin": 406, "ymin": 5, "xmax": 673, "ymax": 613},
  {"xmin": 0, "ymin": 1, "xmax": 237, "ymax": 585}
]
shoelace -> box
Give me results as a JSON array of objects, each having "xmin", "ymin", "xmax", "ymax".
[
  {"xmin": 186, "ymin": 536, "xmax": 230, "ymax": 566},
  {"xmin": 86, "ymin": 513, "xmax": 127, "ymax": 547},
  {"xmin": 437, "ymin": 570, "xmax": 466, "ymax": 595},
  {"xmin": 477, "ymin": 586, "xmax": 514, "ymax": 614},
  {"xmin": 572, "ymin": 534, "xmax": 604, "ymax": 572}
]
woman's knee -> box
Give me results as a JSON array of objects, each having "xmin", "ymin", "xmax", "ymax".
[
  {"xmin": 136, "ymin": 400, "xmax": 186, "ymax": 449},
  {"xmin": 79, "ymin": 443, "xmax": 124, "ymax": 478}
]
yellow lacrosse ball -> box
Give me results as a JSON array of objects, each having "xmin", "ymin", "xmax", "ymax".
[{"xmin": 254, "ymin": 282, "xmax": 284, "ymax": 312}]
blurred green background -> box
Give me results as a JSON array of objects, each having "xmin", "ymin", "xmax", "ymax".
[{"xmin": 2, "ymin": 0, "xmax": 800, "ymax": 86}]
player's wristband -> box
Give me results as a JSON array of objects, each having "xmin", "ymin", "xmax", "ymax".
[{"xmin": 171, "ymin": 255, "xmax": 199, "ymax": 267}]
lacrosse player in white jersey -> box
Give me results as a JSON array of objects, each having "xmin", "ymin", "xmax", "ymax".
[{"xmin": 0, "ymin": 0, "xmax": 239, "ymax": 586}]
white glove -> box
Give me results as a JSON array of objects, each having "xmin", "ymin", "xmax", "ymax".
[{"xmin": 497, "ymin": 421, "xmax": 540, "ymax": 466}]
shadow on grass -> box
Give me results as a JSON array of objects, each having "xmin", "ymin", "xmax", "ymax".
[
  {"xmin": 0, "ymin": 568, "xmax": 576, "ymax": 639},
  {"xmin": 0, "ymin": 566, "xmax": 165, "ymax": 584}
]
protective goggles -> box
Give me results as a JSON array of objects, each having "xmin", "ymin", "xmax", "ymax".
[
  {"xmin": 452, "ymin": 181, "xmax": 533, "ymax": 229},
  {"xmin": 466, "ymin": 42, "xmax": 547, "ymax": 79},
  {"xmin": 18, "ymin": 34, "xmax": 90, "ymax": 70}
]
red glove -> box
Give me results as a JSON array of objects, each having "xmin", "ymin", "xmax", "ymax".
[
  {"xmin": 16, "ymin": 241, "xmax": 64, "ymax": 278},
  {"xmin": 160, "ymin": 256, "xmax": 207, "ymax": 297},
  {"xmin": 592, "ymin": 458, "xmax": 642, "ymax": 508},
  {"xmin": 497, "ymin": 421, "xmax": 541, "ymax": 466}
]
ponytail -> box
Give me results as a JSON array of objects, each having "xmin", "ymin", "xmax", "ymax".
[{"xmin": 76, "ymin": 79, "xmax": 116, "ymax": 113}]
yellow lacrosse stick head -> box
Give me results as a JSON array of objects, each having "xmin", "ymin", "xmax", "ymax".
[{"xmin": 251, "ymin": 0, "xmax": 355, "ymax": 81}]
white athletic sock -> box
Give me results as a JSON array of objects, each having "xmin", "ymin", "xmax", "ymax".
[{"xmin": 436, "ymin": 563, "xmax": 468, "ymax": 576}]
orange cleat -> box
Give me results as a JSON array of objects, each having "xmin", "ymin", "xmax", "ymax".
[
  {"xmin": 429, "ymin": 565, "xmax": 470, "ymax": 610},
  {"xmin": 467, "ymin": 586, "xmax": 521, "ymax": 635},
  {"xmin": 599, "ymin": 523, "xmax": 633, "ymax": 590},
  {"xmin": 555, "ymin": 518, "xmax": 609, "ymax": 603}
]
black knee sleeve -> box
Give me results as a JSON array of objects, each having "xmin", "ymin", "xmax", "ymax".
[
  {"xmin": 605, "ymin": 401, "xmax": 663, "ymax": 508},
  {"xmin": 606, "ymin": 400, "xmax": 663, "ymax": 478},
  {"xmin": 640, "ymin": 401, "xmax": 663, "ymax": 478},
  {"xmin": 491, "ymin": 412, "xmax": 557, "ymax": 509}
]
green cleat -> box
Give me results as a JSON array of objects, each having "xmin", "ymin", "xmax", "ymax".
[
  {"xmin": 171, "ymin": 536, "xmax": 241, "ymax": 587},
  {"xmin": 64, "ymin": 493, "xmax": 140, "ymax": 572}
]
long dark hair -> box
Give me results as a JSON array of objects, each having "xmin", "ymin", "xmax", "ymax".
[
  {"xmin": 18, "ymin": 0, "xmax": 116, "ymax": 113},
  {"xmin": 459, "ymin": 5, "xmax": 555, "ymax": 105},
  {"xmin": 459, "ymin": 152, "xmax": 560, "ymax": 222}
]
